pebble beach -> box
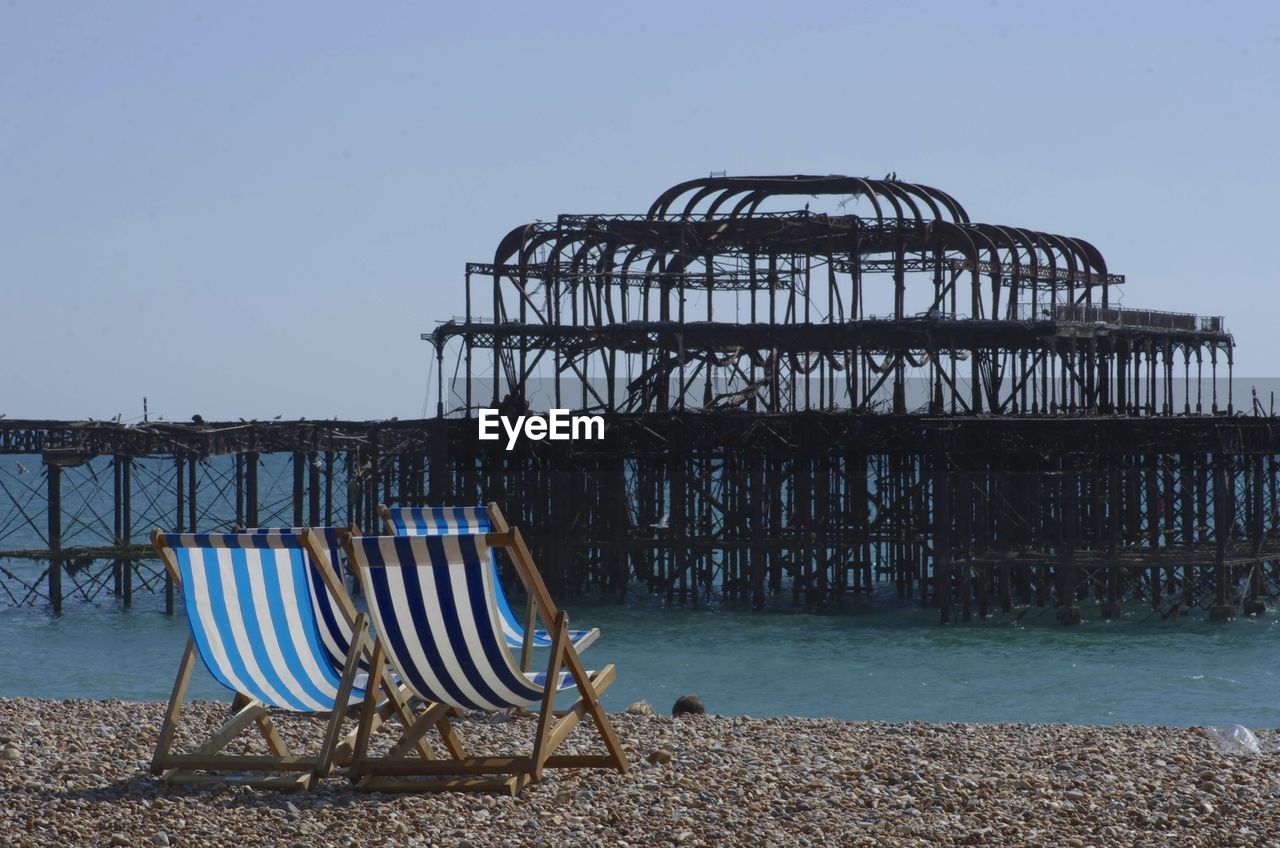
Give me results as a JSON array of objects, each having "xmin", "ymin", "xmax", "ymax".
[{"xmin": 3, "ymin": 698, "xmax": 1280, "ymax": 847}]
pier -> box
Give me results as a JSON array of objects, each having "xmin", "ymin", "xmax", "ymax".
[{"xmin": 3, "ymin": 174, "xmax": 1277, "ymax": 622}]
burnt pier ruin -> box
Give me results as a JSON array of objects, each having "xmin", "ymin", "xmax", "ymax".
[{"xmin": 4, "ymin": 174, "xmax": 1278, "ymax": 623}]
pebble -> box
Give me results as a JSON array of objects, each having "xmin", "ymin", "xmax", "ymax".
[
  {"xmin": 672, "ymin": 694, "xmax": 705, "ymax": 717},
  {"xmin": 1, "ymin": 697, "xmax": 1277, "ymax": 847}
]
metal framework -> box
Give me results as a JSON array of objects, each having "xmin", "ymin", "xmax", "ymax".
[
  {"xmin": 2, "ymin": 174, "xmax": 1272, "ymax": 624},
  {"xmin": 429, "ymin": 175, "xmax": 1230, "ymax": 419}
]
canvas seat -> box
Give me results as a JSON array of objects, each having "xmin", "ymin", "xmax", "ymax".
[
  {"xmin": 342, "ymin": 525, "xmax": 627, "ymax": 794},
  {"xmin": 379, "ymin": 503, "xmax": 600, "ymax": 668}
]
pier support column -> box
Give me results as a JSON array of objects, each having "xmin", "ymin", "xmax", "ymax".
[
  {"xmin": 1210, "ymin": 604, "xmax": 1234, "ymax": 622},
  {"xmin": 931, "ymin": 433, "xmax": 952, "ymax": 624},
  {"xmin": 1058, "ymin": 455, "xmax": 1081, "ymax": 625},
  {"xmin": 112, "ymin": 457, "xmax": 123, "ymax": 597},
  {"xmin": 1209, "ymin": 449, "xmax": 1233, "ymax": 622},
  {"xmin": 292, "ymin": 451, "xmax": 305, "ymax": 526},
  {"xmin": 47, "ymin": 462, "xmax": 62, "ymax": 615},
  {"xmin": 245, "ymin": 451, "xmax": 259, "ymax": 528},
  {"xmin": 121, "ymin": 457, "xmax": 132, "ymax": 607}
]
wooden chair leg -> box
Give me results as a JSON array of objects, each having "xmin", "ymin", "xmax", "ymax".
[
  {"xmin": 560, "ymin": 636, "xmax": 629, "ymax": 773},
  {"xmin": 520, "ymin": 592, "xmax": 537, "ymax": 673},
  {"xmin": 385, "ymin": 702, "xmax": 455, "ymax": 760},
  {"xmin": 255, "ymin": 713, "xmax": 292, "ymax": 757},
  {"xmin": 350, "ymin": 640, "xmax": 385, "ymax": 773},
  {"xmin": 151, "ymin": 636, "xmax": 197, "ymax": 775},
  {"xmin": 314, "ymin": 614, "xmax": 370, "ymax": 780},
  {"xmin": 531, "ymin": 612, "xmax": 568, "ymax": 781}
]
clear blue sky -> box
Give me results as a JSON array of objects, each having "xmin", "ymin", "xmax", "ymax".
[{"xmin": 2, "ymin": 2, "xmax": 1277, "ymax": 421}]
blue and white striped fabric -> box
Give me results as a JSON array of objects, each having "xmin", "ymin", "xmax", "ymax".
[
  {"xmin": 241, "ymin": 526, "xmax": 359, "ymax": 674},
  {"xmin": 385, "ymin": 505, "xmax": 492, "ymax": 537},
  {"xmin": 163, "ymin": 532, "xmax": 365, "ymax": 712},
  {"xmin": 384, "ymin": 506, "xmax": 598, "ymax": 651},
  {"xmin": 349, "ymin": 534, "xmax": 579, "ymax": 712}
]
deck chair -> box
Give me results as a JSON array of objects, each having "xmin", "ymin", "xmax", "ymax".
[
  {"xmin": 378, "ymin": 503, "xmax": 600, "ymax": 670},
  {"xmin": 343, "ymin": 527, "xmax": 628, "ymax": 794},
  {"xmin": 149, "ymin": 530, "xmax": 372, "ymax": 790},
  {"xmin": 150, "ymin": 530, "xmax": 460, "ymax": 789}
]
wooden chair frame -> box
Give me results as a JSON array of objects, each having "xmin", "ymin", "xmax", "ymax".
[
  {"xmin": 345, "ymin": 511, "xmax": 629, "ymax": 794},
  {"xmin": 150, "ymin": 529, "xmax": 369, "ymax": 790}
]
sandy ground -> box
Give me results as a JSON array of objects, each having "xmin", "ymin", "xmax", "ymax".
[{"xmin": 2, "ymin": 697, "xmax": 1279, "ymax": 847}]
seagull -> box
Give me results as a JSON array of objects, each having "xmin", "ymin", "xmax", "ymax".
[
  {"xmin": 16, "ymin": 461, "xmax": 28, "ymax": 475},
  {"xmin": 273, "ymin": 414, "xmax": 282, "ymax": 420}
]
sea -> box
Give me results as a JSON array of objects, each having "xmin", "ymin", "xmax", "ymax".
[
  {"xmin": 2, "ymin": 449, "xmax": 1280, "ymax": 730},
  {"xmin": 3, "ymin": 588, "xmax": 1279, "ymax": 729}
]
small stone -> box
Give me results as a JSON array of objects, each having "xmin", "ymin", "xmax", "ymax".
[
  {"xmin": 672, "ymin": 694, "xmax": 705, "ymax": 717},
  {"xmin": 151, "ymin": 833, "xmax": 170, "ymax": 848},
  {"xmin": 648, "ymin": 749, "xmax": 673, "ymax": 765},
  {"xmin": 625, "ymin": 701, "xmax": 655, "ymax": 716},
  {"xmin": 2, "ymin": 747, "xmax": 19, "ymax": 761},
  {"xmin": 109, "ymin": 836, "xmax": 129, "ymax": 848}
]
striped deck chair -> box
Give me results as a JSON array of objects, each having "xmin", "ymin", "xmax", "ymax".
[
  {"xmin": 149, "ymin": 530, "xmax": 371, "ymax": 790},
  {"xmin": 237, "ymin": 526, "xmax": 462, "ymax": 766},
  {"xmin": 379, "ymin": 503, "xmax": 600, "ymax": 668},
  {"xmin": 344, "ymin": 528, "xmax": 628, "ymax": 794}
]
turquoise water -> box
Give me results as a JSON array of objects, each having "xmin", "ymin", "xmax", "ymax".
[{"xmin": 3, "ymin": 590, "xmax": 1280, "ymax": 728}]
